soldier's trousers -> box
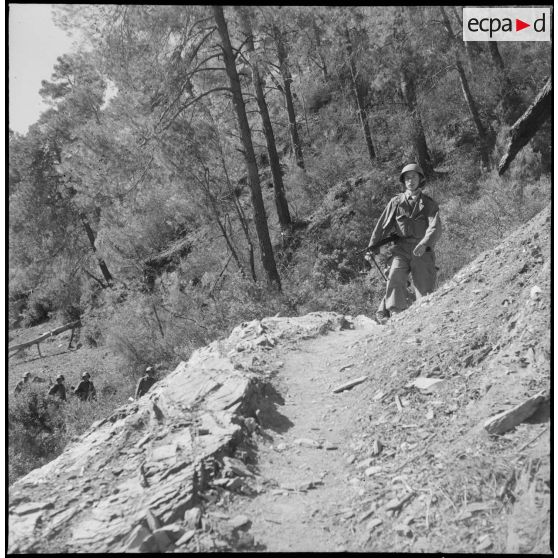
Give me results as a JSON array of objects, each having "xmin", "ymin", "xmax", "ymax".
[{"xmin": 380, "ymin": 241, "xmax": 437, "ymax": 313}]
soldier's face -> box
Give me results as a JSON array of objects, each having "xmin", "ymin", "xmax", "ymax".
[{"xmin": 404, "ymin": 171, "xmax": 421, "ymax": 191}]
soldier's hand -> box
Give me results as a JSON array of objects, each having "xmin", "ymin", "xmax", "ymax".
[
  {"xmin": 413, "ymin": 243, "xmax": 427, "ymax": 257},
  {"xmin": 365, "ymin": 247, "xmax": 378, "ymax": 261}
]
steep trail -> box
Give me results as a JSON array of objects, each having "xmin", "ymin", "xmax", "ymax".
[
  {"xmin": 206, "ymin": 206, "xmax": 551, "ymax": 553},
  {"xmin": 225, "ymin": 325, "xmax": 379, "ymax": 552}
]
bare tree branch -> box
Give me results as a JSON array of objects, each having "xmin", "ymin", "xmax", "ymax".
[{"xmin": 158, "ymin": 87, "xmax": 231, "ymax": 132}]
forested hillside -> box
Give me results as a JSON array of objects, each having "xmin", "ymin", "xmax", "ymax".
[{"xmin": 8, "ymin": 6, "xmax": 551, "ymax": 483}]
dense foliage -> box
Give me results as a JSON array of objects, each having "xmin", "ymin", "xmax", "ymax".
[{"xmin": 9, "ymin": 6, "xmax": 550, "ymax": 481}]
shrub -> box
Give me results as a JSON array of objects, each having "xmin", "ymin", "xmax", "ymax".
[
  {"xmin": 21, "ymin": 296, "xmax": 51, "ymax": 327},
  {"xmin": 8, "ymin": 386, "xmax": 67, "ymax": 482},
  {"xmin": 106, "ymin": 292, "xmax": 177, "ymax": 376},
  {"xmin": 306, "ymin": 83, "xmax": 333, "ymax": 113},
  {"xmin": 47, "ymin": 276, "xmax": 83, "ymax": 324},
  {"xmin": 8, "ymin": 290, "xmax": 29, "ymax": 329},
  {"xmin": 18, "ymin": 270, "xmax": 85, "ymax": 328},
  {"xmin": 57, "ymin": 304, "xmax": 82, "ymax": 324},
  {"xmin": 8, "ymin": 367, "xmax": 136, "ymax": 485},
  {"xmin": 435, "ymin": 172, "xmax": 550, "ymax": 286},
  {"xmin": 79, "ymin": 283, "xmax": 127, "ymax": 348}
]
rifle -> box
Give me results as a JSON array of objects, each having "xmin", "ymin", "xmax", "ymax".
[
  {"xmin": 367, "ymin": 252, "xmax": 387, "ymax": 282},
  {"xmin": 357, "ymin": 234, "xmax": 400, "ymax": 255},
  {"xmin": 360, "ymin": 234, "xmax": 400, "ymax": 282}
]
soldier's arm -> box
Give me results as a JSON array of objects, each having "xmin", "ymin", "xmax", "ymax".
[
  {"xmin": 135, "ymin": 379, "xmax": 143, "ymax": 399},
  {"xmin": 367, "ymin": 199, "xmax": 397, "ymax": 250},
  {"xmin": 420, "ymin": 202, "xmax": 442, "ymax": 248}
]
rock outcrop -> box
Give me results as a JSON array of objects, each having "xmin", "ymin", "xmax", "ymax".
[{"xmin": 8, "ymin": 312, "xmax": 352, "ymax": 553}]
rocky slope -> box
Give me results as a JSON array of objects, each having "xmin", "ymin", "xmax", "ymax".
[
  {"xmin": 8, "ymin": 206, "xmax": 551, "ymax": 553},
  {"xmin": 8, "ymin": 313, "xmax": 355, "ymax": 552}
]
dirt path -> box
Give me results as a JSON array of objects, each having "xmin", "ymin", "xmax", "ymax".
[{"xmin": 222, "ymin": 325, "xmax": 380, "ymax": 552}]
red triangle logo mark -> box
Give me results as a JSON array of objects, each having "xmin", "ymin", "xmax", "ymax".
[{"xmin": 516, "ymin": 19, "xmax": 530, "ymax": 31}]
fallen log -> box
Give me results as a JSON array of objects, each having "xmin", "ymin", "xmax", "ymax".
[
  {"xmin": 8, "ymin": 320, "xmax": 81, "ymax": 354},
  {"xmin": 483, "ymin": 389, "xmax": 549, "ymax": 435},
  {"xmin": 332, "ymin": 375, "xmax": 368, "ymax": 393},
  {"xmin": 498, "ymin": 77, "xmax": 552, "ymax": 175}
]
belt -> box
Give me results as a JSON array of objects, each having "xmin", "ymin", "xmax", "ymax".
[
  {"xmin": 398, "ymin": 237, "xmax": 420, "ymax": 245},
  {"xmin": 397, "ymin": 238, "xmax": 432, "ymax": 252}
]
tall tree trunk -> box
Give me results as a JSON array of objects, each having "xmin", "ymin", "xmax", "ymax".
[
  {"xmin": 488, "ymin": 42, "xmax": 505, "ymax": 71},
  {"xmin": 198, "ymin": 95, "xmax": 257, "ymax": 282},
  {"xmin": 454, "ymin": 62, "xmax": 490, "ymax": 169},
  {"xmin": 456, "ymin": 65, "xmax": 491, "ymax": 168},
  {"xmin": 152, "ymin": 302, "xmax": 164, "ymax": 338},
  {"xmin": 79, "ymin": 212, "xmax": 113, "ymax": 286},
  {"xmin": 440, "ymin": 7, "xmax": 490, "ymax": 169},
  {"xmin": 344, "ymin": 28, "xmax": 376, "ymax": 164},
  {"xmin": 213, "ymin": 6, "xmax": 281, "ymax": 291},
  {"xmin": 205, "ymin": 186, "xmax": 246, "ymax": 279},
  {"xmin": 51, "ymin": 147, "xmax": 113, "ymax": 287},
  {"xmin": 210, "ymin": 99, "xmax": 258, "ymax": 284},
  {"xmin": 273, "ymin": 25, "xmax": 305, "ymax": 169},
  {"xmin": 313, "ymin": 21, "xmax": 328, "ymax": 81},
  {"xmin": 222, "ymin": 164, "xmax": 257, "ymax": 282},
  {"xmin": 237, "ymin": 7, "xmax": 291, "ymax": 231},
  {"xmin": 399, "ymin": 68, "xmax": 434, "ymax": 176},
  {"xmin": 487, "ymin": 42, "xmax": 523, "ymax": 125},
  {"xmin": 450, "ymin": 6, "xmax": 477, "ymax": 73}
]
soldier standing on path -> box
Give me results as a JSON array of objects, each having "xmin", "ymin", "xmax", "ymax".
[
  {"xmin": 73, "ymin": 372, "xmax": 97, "ymax": 401},
  {"xmin": 48, "ymin": 375, "xmax": 67, "ymax": 401},
  {"xmin": 135, "ymin": 366, "xmax": 157, "ymax": 399},
  {"xmin": 14, "ymin": 372, "xmax": 32, "ymax": 395},
  {"xmin": 366, "ymin": 163, "xmax": 442, "ymax": 323}
]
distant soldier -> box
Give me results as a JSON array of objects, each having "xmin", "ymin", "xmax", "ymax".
[
  {"xmin": 135, "ymin": 366, "xmax": 157, "ymax": 399},
  {"xmin": 48, "ymin": 375, "xmax": 67, "ymax": 401},
  {"xmin": 14, "ymin": 371, "xmax": 32, "ymax": 395},
  {"xmin": 73, "ymin": 372, "xmax": 97, "ymax": 402}
]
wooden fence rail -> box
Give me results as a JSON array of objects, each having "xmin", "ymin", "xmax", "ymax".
[{"xmin": 9, "ymin": 320, "xmax": 81, "ymax": 358}]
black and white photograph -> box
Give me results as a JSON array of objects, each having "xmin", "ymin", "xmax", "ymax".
[{"xmin": 7, "ymin": 4, "xmax": 552, "ymax": 553}]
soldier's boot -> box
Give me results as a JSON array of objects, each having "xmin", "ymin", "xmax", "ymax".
[{"xmin": 375, "ymin": 310, "xmax": 390, "ymax": 325}]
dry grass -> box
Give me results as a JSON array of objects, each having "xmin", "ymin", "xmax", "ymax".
[{"xmin": 505, "ymin": 457, "xmax": 551, "ymax": 553}]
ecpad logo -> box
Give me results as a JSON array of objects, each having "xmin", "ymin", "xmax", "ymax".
[{"xmin": 463, "ymin": 8, "xmax": 551, "ymax": 41}]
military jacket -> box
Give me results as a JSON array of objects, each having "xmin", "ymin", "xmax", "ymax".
[
  {"xmin": 136, "ymin": 375, "xmax": 157, "ymax": 398},
  {"xmin": 74, "ymin": 379, "xmax": 96, "ymax": 401},
  {"xmin": 368, "ymin": 192, "xmax": 442, "ymax": 250},
  {"xmin": 48, "ymin": 383, "xmax": 67, "ymax": 401}
]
